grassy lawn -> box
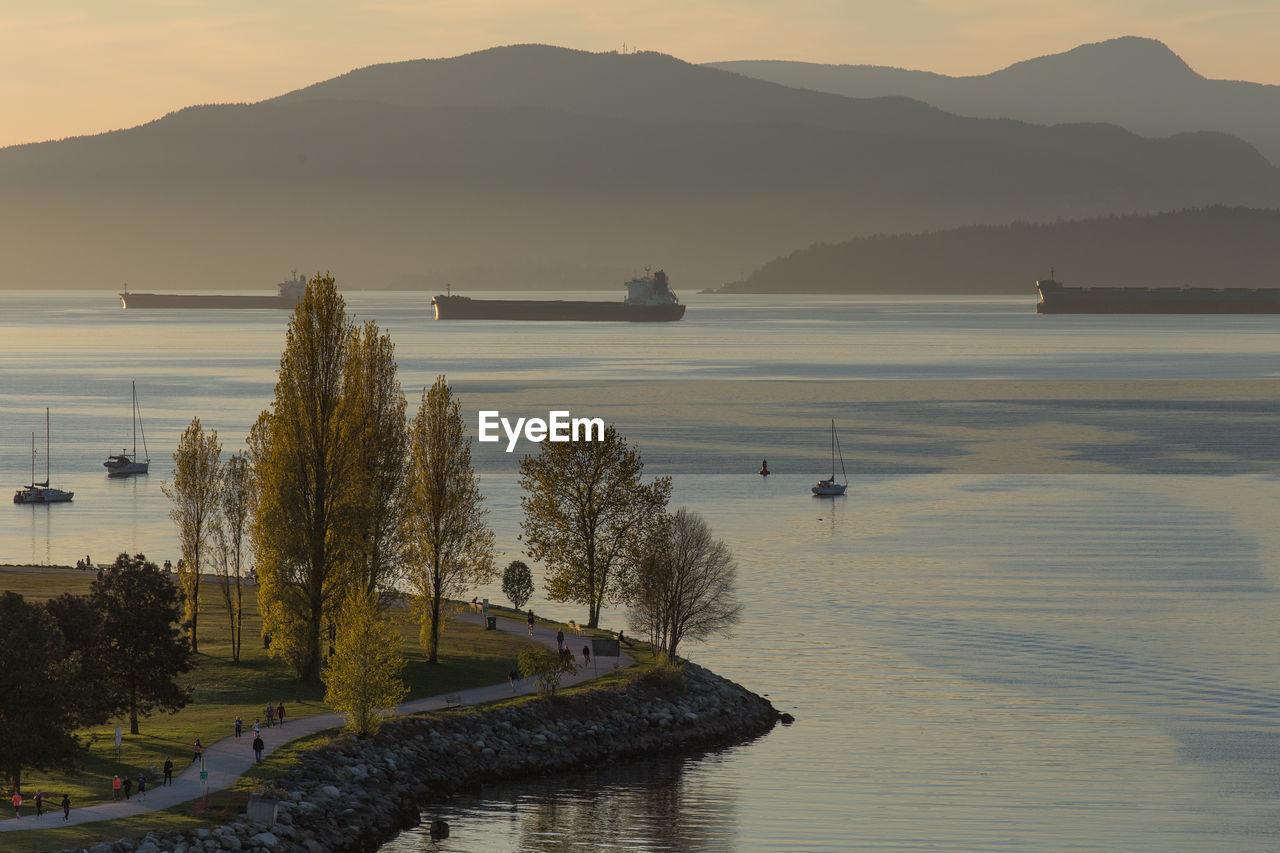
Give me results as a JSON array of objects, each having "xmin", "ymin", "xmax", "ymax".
[{"xmin": 0, "ymin": 565, "xmax": 544, "ymax": 852}]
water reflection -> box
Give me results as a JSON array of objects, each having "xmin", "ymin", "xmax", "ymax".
[
  {"xmin": 382, "ymin": 753, "xmax": 740, "ymax": 852},
  {"xmin": 15, "ymin": 503, "xmax": 55, "ymax": 566}
]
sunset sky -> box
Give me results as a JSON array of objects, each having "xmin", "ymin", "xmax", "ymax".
[{"xmin": 4, "ymin": 0, "xmax": 1278, "ymax": 148}]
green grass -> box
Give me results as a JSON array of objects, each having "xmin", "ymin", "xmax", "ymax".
[{"xmin": 0, "ymin": 566, "xmax": 544, "ymax": 852}]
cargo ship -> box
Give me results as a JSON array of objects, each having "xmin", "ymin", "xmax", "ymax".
[
  {"xmin": 1037, "ymin": 275, "xmax": 1280, "ymax": 314},
  {"xmin": 119, "ymin": 271, "xmax": 307, "ymax": 309},
  {"xmin": 432, "ymin": 268, "xmax": 686, "ymax": 321}
]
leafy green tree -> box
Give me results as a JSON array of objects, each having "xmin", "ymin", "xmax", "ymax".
[
  {"xmin": 517, "ymin": 646, "xmax": 577, "ymax": 698},
  {"xmin": 406, "ymin": 376, "xmax": 496, "ymax": 663},
  {"xmin": 502, "ymin": 559, "xmax": 535, "ymax": 610},
  {"xmin": 44, "ymin": 592, "xmax": 113, "ymax": 726},
  {"xmin": 344, "ymin": 320, "xmax": 410, "ymax": 597},
  {"xmin": 322, "ymin": 592, "xmax": 408, "ymax": 736},
  {"xmin": 251, "ymin": 274, "xmax": 361, "ymax": 681},
  {"xmin": 163, "ymin": 417, "xmax": 222, "ymax": 653},
  {"xmin": 518, "ymin": 425, "xmax": 670, "ymax": 628},
  {"xmin": 0, "ymin": 593, "xmax": 86, "ymax": 792},
  {"xmin": 92, "ymin": 553, "xmax": 193, "ymax": 735},
  {"xmin": 214, "ymin": 451, "xmax": 252, "ymax": 661},
  {"xmin": 628, "ymin": 508, "xmax": 743, "ymax": 662}
]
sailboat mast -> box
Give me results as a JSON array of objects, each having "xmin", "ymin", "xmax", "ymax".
[
  {"xmin": 132, "ymin": 380, "xmax": 137, "ymax": 456},
  {"xmin": 830, "ymin": 418, "xmax": 836, "ymax": 479},
  {"xmin": 45, "ymin": 408, "xmax": 51, "ymax": 483}
]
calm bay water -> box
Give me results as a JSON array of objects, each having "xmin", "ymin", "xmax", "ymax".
[{"xmin": 2, "ymin": 290, "xmax": 1280, "ymax": 849}]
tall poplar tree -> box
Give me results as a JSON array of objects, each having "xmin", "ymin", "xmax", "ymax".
[
  {"xmin": 251, "ymin": 273, "xmax": 360, "ymax": 681},
  {"xmin": 518, "ymin": 425, "xmax": 670, "ymax": 628},
  {"xmin": 344, "ymin": 320, "xmax": 410, "ymax": 597},
  {"xmin": 163, "ymin": 417, "xmax": 222, "ymax": 652},
  {"xmin": 214, "ymin": 451, "xmax": 252, "ymax": 661},
  {"xmin": 406, "ymin": 376, "xmax": 496, "ymax": 663}
]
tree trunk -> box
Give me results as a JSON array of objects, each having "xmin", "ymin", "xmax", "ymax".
[
  {"xmin": 427, "ymin": 566, "xmax": 441, "ymax": 663},
  {"xmin": 233, "ymin": 578, "xmax": 243, "ymax": 662},
  {"xmin": 304, "ymin": 596, "xmax": 323, "ymax": 681},
  {"xmin": 188, "ymin": 571, "xmax": 200, "ymax": 654}
]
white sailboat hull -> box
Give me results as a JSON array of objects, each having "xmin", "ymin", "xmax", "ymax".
[
  {"xmin": 14, "ymin": 485, "xmax": 74, "ymax": 504},
  {"xmin": 105, "ymin": 456, "xmax": 149, "ymax": 476},
  {"xmin": 812, "ymin": 482, "xmax": 847, "ymax": 496}
]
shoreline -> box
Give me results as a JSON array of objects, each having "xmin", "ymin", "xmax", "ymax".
[{"xmin": 45, "ymin": 661, "xmax": 781, "ymax": 853}]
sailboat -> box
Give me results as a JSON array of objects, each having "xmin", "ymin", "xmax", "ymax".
[
  {"xmin": 14, "ymin": 409, "xmax": 74, "ymax": 504},
  {"xmin": 104, "ymin": 381, "xmax": 150, "ymax": 476},
  {"xmin": 812, "ymin": 419, "xmax": 848, "ymax": 496}
]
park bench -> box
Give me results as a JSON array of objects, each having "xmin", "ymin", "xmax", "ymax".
[{"xmin": 444, "ymin": 694, "xmax": 463, "ymax": 707}]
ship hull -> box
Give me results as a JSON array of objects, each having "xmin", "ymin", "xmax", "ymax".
[
  {"xmin": 1037, "ymin": 280, "xmax": 1280, "ymax": 314},
  {"xmin": 120, "ymin": 293, "xmax": 296, "ymax": 309},
  {"xmin": 432, "ymin": 296, "xmax": 686, "ymax": 321}
]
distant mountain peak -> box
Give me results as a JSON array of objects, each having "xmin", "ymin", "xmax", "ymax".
[{"xmin": 996, "ymin": 36, "xmax": 1198, "ymax": 81}]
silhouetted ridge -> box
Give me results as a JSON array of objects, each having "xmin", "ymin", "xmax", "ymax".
[
  {"xmin": 2, "ymin": 45, "xmax": 1279, "ymax": 292},
  {"xmin": 996, "ymin": 37, "xmax": 1198, "ymax": 82},
  {"xmin": 721, "ymin": 206, "xmax": 1280, "ymax": 294},
  {"xmin": 709, "ymin": 36, "xmax": 1280, "ymax": 164}
]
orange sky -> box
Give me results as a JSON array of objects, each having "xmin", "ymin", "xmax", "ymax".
[{"xmin": 4, "ymin": 1, "xmax": 1278, "ymax": 148}]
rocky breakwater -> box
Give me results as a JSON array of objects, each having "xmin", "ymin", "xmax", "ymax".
[{"xmin": 60, "ymin": 662, "xmax": 782, "ymax": 853}]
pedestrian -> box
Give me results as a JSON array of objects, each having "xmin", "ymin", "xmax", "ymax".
[
  {"xmin": 252, "ymin": 734, "xmax": 265, "ymax": 763},
  {"xmin": 34, "ymin": 789, "xmax": 44, "ymax": 819},
  {"xmin": 582, "ymin": 644, "xmax": 591, "ymax": 666},
  {"xmin": 266, "ymin": 703, "xmax": 274, "ymax": 727},
  {"xmin": 11, "ymin": 789, "xmax": 21, "ymax": 818},
  {"xmin": 527, "ymin": 609, "xmax": 535, "ymax": 636},
  {"xmin": 234, "ymin": 715, "xmax": 242, "ymax": 738},
  {"xmin": 137, "ymin": 775, "xmax": 146, "ymax": 801},
  {"xmin": 193, "ymin": 737, "xmax": 204, "ymax": 765},
  {"xmin": 112, "ymin": 774, "xmax": 122, "ymax": 801},
  {"xmin": 253, "ymin": 718, "xmax": 261, "ymax": 736},
  {"xmin": 163, "ymin": 757, "xmax": 174, "ymax": 785},
  {"xmin": 276, "ymin": 702, "xmax": 286, "ymax": 725},
  {"xmin": 556, "ymin": 628, "xmax": 564, "ymax": 650},
  {"xmin": 122, "ymin": 775, "xmax": 132, "ymax": 801},
  {"xmin": 508, "ymin": 667, "xmax": 519, "ymax": 692},
  {"xmin": 61, "ymin": 793, "xmax": 71, "ymax": 821}
]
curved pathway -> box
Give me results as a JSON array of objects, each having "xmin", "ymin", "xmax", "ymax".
[{"xmin": 1, "ymin": 613, "xmax": 630, "ymax": 832}]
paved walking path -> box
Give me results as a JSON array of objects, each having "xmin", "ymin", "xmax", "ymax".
[{"xmin": 0, "ymin": 612, "xmax": 630, "ymax": 832}]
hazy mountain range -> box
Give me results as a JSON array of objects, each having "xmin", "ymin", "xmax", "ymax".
[
  {"xmin": 717, "ymin": 206, "xmax": 1280, "ymax": 294},
  {"xmin": 710, "ymin": 37, "xmax": 1280, "ymax": 166},
  {"xmin": 3, "ymin": 42, "xmax": 1278, "ymax": 292}
]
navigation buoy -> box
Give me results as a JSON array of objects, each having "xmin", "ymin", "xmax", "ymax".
[{"xmin": 759, "ymin": 459, "xmax": 770, "ymax": 477}]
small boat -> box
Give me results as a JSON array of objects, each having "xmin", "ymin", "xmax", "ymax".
[
  {"xmin": 104, "ymin": 380, "xmax": 150, "ymax": 476},
  {"xmin": 14, "ymin": 409, "xmax": 74, "ymax": 504},
  {"xmin": 812, "ymin": 419, "xmax": 848, "ymax": 496}
]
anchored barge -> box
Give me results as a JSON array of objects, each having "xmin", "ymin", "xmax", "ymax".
[
  {"xmin": 1037, "ymin": 276, "xmax": 1280, "ymax": 314},
  {"xmin": 120, "ymin": 271, "xmax": 307, "ymax": 309},
  {"xmin": 432, "ymin": 268, "xmax": 686, "ymax": 321}
]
